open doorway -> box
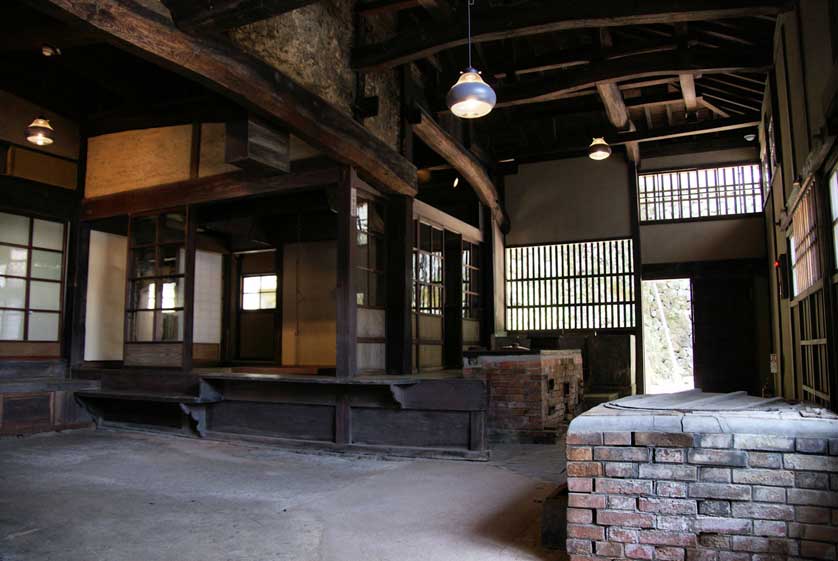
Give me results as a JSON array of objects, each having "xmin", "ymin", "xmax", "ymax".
[{"xmin": 642, "ymin": 278, "xmax": 695, "ymax": 394}]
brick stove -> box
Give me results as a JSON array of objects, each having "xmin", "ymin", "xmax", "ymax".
[
  {"xmin": 464, "ymin": 349, "xmax": 583, "ymax": 441},
  {"xmin": 565, "ymin": 391, "xmax": 838, "ymax": 561}
]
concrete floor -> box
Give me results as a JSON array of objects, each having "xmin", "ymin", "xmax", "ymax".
[{"xmin": 0, "ymin": 430, "xmax": 567, "ymax": 561}]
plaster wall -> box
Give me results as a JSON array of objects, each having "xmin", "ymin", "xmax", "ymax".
[
  {"xmin": 84, "ymin": 231, "xmax": 127, "ymax": 361},
  {"xmin": 504, "ymin": 156, "xmax": 632, "ymax": 246},
  {"xmin": 640, "ymin": 217, "xmax": 766, "ymax": 265}
]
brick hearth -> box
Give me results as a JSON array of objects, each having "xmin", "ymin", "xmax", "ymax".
[
  {"xmin": 566, "ymin": 394, "xmax": 838, "ymax": 561},
  {"xmin": 464, "ymin": 350, "xmax": 583, "ymax": 437}
]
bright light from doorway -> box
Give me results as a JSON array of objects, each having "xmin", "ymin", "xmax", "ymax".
[{"xmin": 642, "ymin": 278, "xmax": 695, "ymax": 394}]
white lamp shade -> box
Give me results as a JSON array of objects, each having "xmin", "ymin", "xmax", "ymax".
[
  {"xmin": 25, "ymin": 118, "xmax": 55, "ymax": 146},
  {"xmin": 447, "ymin": 68, "xmax": 496, "ymax": 119},
  {"xmin": 588, "ymin": 137, "xmax": 611, "ymax": 160}
]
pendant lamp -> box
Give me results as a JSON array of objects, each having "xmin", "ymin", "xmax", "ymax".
[{"xmin": 446, "ymin": 0, "xmax": 496, "ymax": 119}]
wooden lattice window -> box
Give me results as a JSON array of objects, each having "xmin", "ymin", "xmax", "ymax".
[
  {"xmin": 462, "ymin": 241, "xmax": 480, "ymax": 320},
  {"xmin": 126, "ymin": 211, "xmax": 186, "ymax": 342},
  {"xmin": 790, "ymin": 185, "xmax": 821, "ymax": 297},
  {"xmin": 241, "ymin": 274, "xmax": 277, "ymax": 310},
  {"xmin": 638, "ymin": 164, "xmax": 762, "ymax": 222},
  {"xmin": 355, "ymin": 198, "xmax": 386, "ymax": 308},
  {"xmin": 794, "ymin": 290, "xmax": 830, "ymax": 407},
  {"xmin": 412, "ymin": 221, "xmax": 444, "ymax": 316},
  {"xmin": 505, "ymin": 239, "xmax": 635, "ymax": 331},
  {"xmin": 0, "ymin": 212, "xmax": 66, "ymax": 342}
]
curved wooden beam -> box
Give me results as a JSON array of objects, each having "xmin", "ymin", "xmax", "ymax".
[
  {"xmin": 495, "ymin": 48, "xmax": 769, "ymax": 108},
  {"xmin": 30, "ymin": 0, "xmax": 417, "ymax": 197},
  {"xmin": 352, "ymin": 0, "xmax": 790, "ymax": 72},
  {"xmin": 409, "ymin": 106, "xmax": 507, "ymax": 227},
  {"xmin": 162, "ymin": 0, "xmax": 319, "ymax": 33}
]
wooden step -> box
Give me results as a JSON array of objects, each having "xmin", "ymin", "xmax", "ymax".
[{"xmin": 75, "ymin": 390, "xmax": 220, "ymax": 404}]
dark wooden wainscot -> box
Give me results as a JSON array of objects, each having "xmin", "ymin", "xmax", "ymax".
[
  {"xmin": 75, "ymin": 370, "xmax": 488, "ymax": 460},
  {"xmin": 0, "ymin": 375, "xmax": 97, "ymax": 436}
]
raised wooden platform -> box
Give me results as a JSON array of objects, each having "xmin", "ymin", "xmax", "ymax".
[
  {"xmin": 1, "ymin": 376, "xmax": 97, "ymax": 436},
  {"xmin": 72, "ymin": 367, "xmax": 489, "ymax": 460}
]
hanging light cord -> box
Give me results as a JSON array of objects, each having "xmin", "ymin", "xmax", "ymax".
[{"xmin": 467, "ymin": 0, "xmax": 474, "ymax": 69}]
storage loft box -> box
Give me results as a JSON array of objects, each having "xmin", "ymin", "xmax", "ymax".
[
  {"xmin": 464, "ymin": 349, "xmax": 583, "ymax": 440},
  {"xmin": 565, "ymin": 391, "xmax": 838, "ymax": 561}
]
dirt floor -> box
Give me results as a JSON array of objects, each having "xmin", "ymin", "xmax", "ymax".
[{"xmin": 0, "ymin": 429, "xmax": 567, "ymax": 561}]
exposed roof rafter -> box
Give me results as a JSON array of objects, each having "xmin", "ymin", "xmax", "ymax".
[
  {"xmin": 352, "ymin": 0, "xmax": 790, "ymax": 72},
  {"xmin": 494, "ymin": 47, "xmax": 769, "ymax": 108},
  {"xmin": 162, "ymin": 0, "xmax": 319, "ymax": 33}
]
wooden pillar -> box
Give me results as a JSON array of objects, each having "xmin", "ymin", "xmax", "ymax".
[
  {"xmin": 444, "ymin": 231, "xmax": 463, "ymax": 367},
  {"xmin": 479, "ymin": 205, "xmax": 495, "ymax": 350},
  {"xmin": 814, "ymin": 176, "xmax": 838, "ymax": 411},
  {"xmin": 336, "ymin": 167, "xmax": 357, "ymax": 378},
  {"xmin": 385, "ymin": 195, "xmax": 413, "ymax": 374},
  {"xmin": 68, "ymin": 221, "xmax": 91, "ymax": 369},
  {"xmin": 628, "ymin": 162, "xmax": 645, "ymax": 394},
  {"xmin": 182, "ymin": 206, "xmax": 197, "ymax": 372},
  {"xmin": 272, "ymin": 244, "xmax": 284, "ymax": 365},
  {"xmin": 221, "ymin": 253, "xmax": 236, "ymax": 362}
]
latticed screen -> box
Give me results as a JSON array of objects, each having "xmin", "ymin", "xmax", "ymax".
[
  {"xmin": 462, "ymin": 241, "xmax": 480, "ymax": 320},
  {"xmin": 790, "ymin": 185, "xmax": 821, "ymax": 297},
  {"xmin": 638, "ymin": 164, "xmax": 762, "ymax": 222},
  {"xmin": 413, "ymin": 221, "xmax": 444, "ymax": 316},
  {"xmin": 505, "ymin": 239, "xmax": 635, "ymax": 331}
]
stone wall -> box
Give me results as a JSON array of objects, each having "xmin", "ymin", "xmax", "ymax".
[
  {"xmin": 464, "ymin": 350, "xmax": 583, "ymax": 434},
  {"xmin": 566, "ymin": 420, "xmax": 838, "ymax": 561},
  {"xmin": 229, "ymin": 2, "xmax": 401, "ymax": 150}
]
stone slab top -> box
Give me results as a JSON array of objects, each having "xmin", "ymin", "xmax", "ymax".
[
  {"xmin": 464, "ymin": 349, "xmax": 582, "ymax": 364},
  {"xmin": 570, "ymin": 389, "xmax": 838, "ymax": 437}
]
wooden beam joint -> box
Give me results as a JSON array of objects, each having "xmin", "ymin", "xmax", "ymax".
[{"xmin": 409, "ymin": 105, "xmax": 508, "ymax": 228}]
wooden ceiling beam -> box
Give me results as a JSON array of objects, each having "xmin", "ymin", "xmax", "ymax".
[
  {"xmin": 625, "ymin": 92, "xmax": 692, "ymax": 109},
  {"xmin": 674, "ymin": 23, "xmax": 698, "ymax": 116},
  {"xmin": 82, "ymin": 165, "xmax": 341, "ymax": 220},
  {"xmin": 595, "ymin": 29, "xmax": 639, "ymax": 161},
  {"xmin": 357, "ymin": 0, "xmax": 422, "ymax": 16},
  {"xmin": 409, "ymin": 106, "xmax": 507, "ymax": 227},
  {"xmin": 698, "ymin": 97, "xmax": 731, "ymax": 118},
  {"xmin": 702, "ymin": 74, "xmax": 764, "ymax": 95},
  {"xmin": 162, "ymin": 0, "xmax": 319, "ymax": 33},
  {"xmin": 696, "ymin": 82, "xmax": 762, "ymax": 111},
  {"xmin": 597, "ymin": 82, "xmax": 631, "ymax": 130},
  {"xmin": 492, "ymin": 116, "xmax": 758, "ymax": 162},
  {"xmin": 31, "ymin": 0, "xmax": 417, "ymax": 197},
  {"xmin": 700, "ymin": 91, "xmax": 761, "ymax": 113},
  {"xmin": 416, "ymin": 0, "xmax": 451, "ymax": 23},
  {"xmin": 352, "ymin": 0, "xmax": 790, "ymax": 72},
  {"xmin": 494, "ymin": 47, "xmax": 769, "ymax": 108},
  {"xmin": 493, "ymin": 38, "xmax": 687, "ymax": 80},
  {"xmin": 610, "ymin": 115, "xmax": 758, "ymax": 144},
  {"xmin": 679, "ymin": 74, "xmax": 699, "ymax": 113},
  {"xmin": 722, "ymin": 72, "xmax": 766, "ymax": 86}
]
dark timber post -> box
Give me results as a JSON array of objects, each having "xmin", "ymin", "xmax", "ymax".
[
  {"xmin": 628, "ymin": 161, "xmax": 645, "ymax": 394},
  {"xmin": 335, "ymin": 167, "xmax": 358, "ymax": 446},
  {"xmin": 479, "ymin": 205, "xmax": 495, "ymax": 350},
  {"xmin": 182, "ymin": 206, "xmax": 197, "ymax": 372},
  {"xmin": 386, "ymin": 194, "xmax": 414, "ymax": 374},
  {"xmin": 336, "ymin": 166, "xmax": 357, "ymax": 379},
  {"xmin": 444, "ymin": 231, "xmax": 463, "ymax": 367},
  {"xmin": 68, "ymin": 221, "xmax": 91, "ymax": 369}
]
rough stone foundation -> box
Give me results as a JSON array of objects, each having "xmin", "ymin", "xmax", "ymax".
[{"xmin": 566, "ymin": 400, "xmax": 838, "ymax": 561}]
